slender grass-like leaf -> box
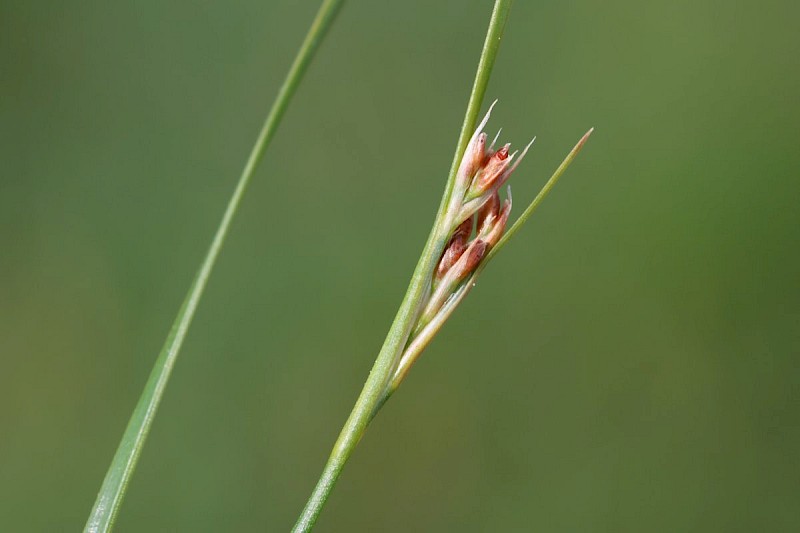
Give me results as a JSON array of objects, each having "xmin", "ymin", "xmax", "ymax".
[
  {"xmin": 487, "ymin": 127, "xmax": 595, "ymax": 261},
  {"xmin": 84, "ymin": 2, "xmax": 344, "ymax": 531}
]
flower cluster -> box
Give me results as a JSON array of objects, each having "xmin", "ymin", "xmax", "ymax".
[
  {"xmin": 418, "ymin": 102, "xmax": 532, "ymax": 333},
  {"xmin": 391, "ymin": 103, "xmax": 533, "ymax": 385}
]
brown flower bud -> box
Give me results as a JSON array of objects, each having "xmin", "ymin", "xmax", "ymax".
[
  {"xmin": 482, "ymin": 197, "xmax": 512, "ymax": 247},
  {"xmin": 419, "ymin": 239, "xmax": 487, "ymax": 335},
  {"xmin": 465, "ymin": 137, "xmax": 534, "ymax": 201},
  {"xmin": 471, "ymin": 144, "xmax": 513, "ymax": 193},
  {"xmin": 455, "ymin": 239, "xmax": 488, "ymax": 282},
  {"xmin": 436, "ymin": 218, "xmax": 472, "ymax": 278}
]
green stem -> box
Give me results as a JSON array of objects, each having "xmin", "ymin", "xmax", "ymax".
[
  {"xmin": 291, "ymin": 2, "xmax": 513, "ymax": 531},
  {"xmin": 84, "ymin": 2, "xmax": 344, "ymax": 531}
]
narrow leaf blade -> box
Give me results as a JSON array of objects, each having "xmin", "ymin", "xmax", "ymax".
[
  {"xmin": 486, "ymin": 127, "xmax": 594, "ymax": 262},
  {"xmin": 84, "ymin": 1, "xmax": 345, "ymax": 531}
]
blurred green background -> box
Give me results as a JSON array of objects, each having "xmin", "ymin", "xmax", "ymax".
[{"xmin": 2, "ymin": 0, "xmax": 798, "ymax": 531}]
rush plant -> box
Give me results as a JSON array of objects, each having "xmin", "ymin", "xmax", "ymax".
[
  {"xmin": 84, "ymin": 0, "xmax": 591, "ymax": 531},
  {"xmin": 292, "ymin": 1, "xmax": 592, "ymax": 530}
]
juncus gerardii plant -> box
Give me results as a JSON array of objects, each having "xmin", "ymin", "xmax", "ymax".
[
  {"xmin": 293, "ymin": 2, "xmax": 593, "ymax": 531},
  {"xmin": 294, "ymin": 104, "xmax": 593, "ymax": 531},
  {"xmin": 79, "ymin": 1, "xmax": 589, "ymax": 531}
]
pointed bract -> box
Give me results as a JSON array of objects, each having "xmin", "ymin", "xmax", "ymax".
[{"xmin": 456, "ymin": 101, "xmax": 497, "ymax": 189}]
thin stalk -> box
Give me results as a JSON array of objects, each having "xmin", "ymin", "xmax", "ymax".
[
  {"xmin": 84, "ymin": 2, "xmax": 345, "ymax": 531},
  {"xmin": 291, "ymin": 2, "xmax": 513, "ymax": 531},
  {"xmin": 487, "ymin": 127, "xmax": 594, "ymax": 261}
]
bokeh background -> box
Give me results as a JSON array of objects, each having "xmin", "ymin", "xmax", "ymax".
[{"xmin": 2, "ymin": 0, "xmax": 798, "ymax": 531}]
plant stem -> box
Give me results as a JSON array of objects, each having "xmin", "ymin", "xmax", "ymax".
[
  {"xmin": 84, "ymin": 2, "xmax": 344, "ymax": 531},
  {"xmin": 291, "ymin": 2, "xmax": 513, "ymax": 531}
]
